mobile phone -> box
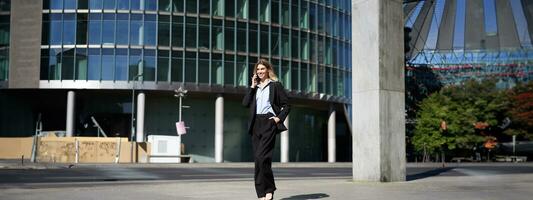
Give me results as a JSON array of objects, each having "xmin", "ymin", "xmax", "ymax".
[{"xmin": 254, "ymin": 74, "xmax": 260, "ymax": 83}]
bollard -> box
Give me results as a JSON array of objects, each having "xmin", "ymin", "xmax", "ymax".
[{"xmin": 21, "ymin": 155, "xmax": 24, "ymax": 165}]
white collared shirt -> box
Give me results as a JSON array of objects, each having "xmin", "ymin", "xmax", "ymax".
[{"xmin": 255, "ymin": 79, "xmax": 276, "ymax": 115}]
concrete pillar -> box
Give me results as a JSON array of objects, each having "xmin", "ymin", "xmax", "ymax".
[
  {"xmin": 66, "ymin": 91, "xmax": 75, "ymax": 137},
  {"xmin": 215, "ymin": 94, "xmax": 224, "ymax": 163},
  {"xmin": 328, "ymin": 106, "xmax": 336, "ymax": 163},
  {"xmin": 280, "ymin": 114, "xmax": 289, "ymax": 163},
  {"xmin": 136, "ymin": 92, "xmax": 145, "ymax": 142},
  {"xmin": 352, "ymin": 0, "xmax": 406, "ymax": 182}
]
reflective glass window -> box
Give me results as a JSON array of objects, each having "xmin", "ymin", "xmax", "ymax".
[
  {"xmin": 63, "ymin": 14, "xmax": 76, "ymax": 45},
  {"xmin": 115, "ymin": 48, "xmax": 128, "ymax": 80},
  {"xmin": 212, "ymin": 19, "xmax": 223, "ymax": 50},
  {"xmin": 199, "ymin": 0, "xmax": 210, "ymax": 15},
  {"xmin": 186, "ymin": 0, "xmax": 197, "ymax": 14},
  {"xmin": 317, "ymin": 5, "xmax": 324, "ymax": 32},
  {"xmin": 272, "ymin": 0, "xmax": 279, "ymax": 24},
  {"xmin": 50, "ymin": 14, "xmax": 62, "ymax": 45},
  {"xmin": 101, "ymin": 48, "xmax": 114, "ymax": 80},
  {"xmin": 301, "ymin": 33, "xmax": 309, "ymax": 60},
  {"xmin": 310, "ymin": 64, "xmax": 317, "ymax": 92},
  {"xmin": 211, "ymin": 53, "xmax": 223, "ymax": 85},
  {"xmin": 157, "ymin": 50, "xmax": 170, "ymax": 82},
  {"xmin": 159, "ymin": 0, "xmax": 172, "ymax": 12},
  {"xmin": 224, "ymin": 54, "xmax": 234, "ymax": 85},
  {"xmin": 236, "ymin": 22, "xmax": 247, "ymax": 52},
  {"xmin": 213, "ymin": 0, "xmax": 224, "ymax": 16},
  {"xmin": 185, "ymin": 17, "xmax": 197, "ymax": 48},
  {"xmin": 291, "ymin": 1, "xmax": 298, "ymax": 27},
  {"xmin": 198, "ymin": 18, "xmax": 210, "ymax": 50},
  {"xmin": 259, "ymin": 0, "xmax": 270, "ymax": 22},
  {"xmin": 77, "ymin": 14, "xmax": 88, "ymax": 44},
  {"xmin": 143, "ymin": 49, "xmax": 156, "ymax": 81},
  {"xmin": 78, "ymin": 0, "xmax": 88, "ymax": 9},
  {"xmin": 184, "ymin": 51, "xmax": 196, "ymax": 82},
  {"xmin": 301, "ymin": 63, "xmax": 309, "ymax": 92},
  {"xmin": 237, "ymin": 0, "xmax": 248, "ymax": 19},
  {"xmin": 171, "ymin": 50, "xmax": 183, "ymax": 82},
  {"xmin": 88, "ymin": 48, "xmax": 100, "ymax": 80},
  {"xmin": 48, "ymin": 48, "xmax": 62, "ymax": 80},
  {"xmin": 171, "ymin": 16, "xmax": 184, "ymax": 47},
  {"xmin": 271, "ymin": 27, "xmax": 279, "ymax": 56},
  {"xmin": 130, "ymin": 14, "xmax": 143, "ymax": 45},
  {"xmin": 260, "ymin": 25, "xmax": 269, "ymax": 56},
  {"xmin": 291, "ymin": 30, "xmax": 298, "ymax": 59},
  {"xmin": 144, "ymin": 0, "xmax": 157, "ymax": 10},
  {"xmin": 317, "ymin": 65, "xmax": 324, "ymax": 93},
  {"xmin": 103, "ymin": 0, "xmax": 115, "ymax": 9},
  {"xmin": 88, "ymin": 13, "xmax": 102, "ymax": 44},
  {"xmin": 116, "ymin": 14, "xmax": 129, "ymax": 45},
  {"xmin": 309, "ymin": 34, "xmax": 316, "ymax": 62},
  {"xmin": 173, "ymin": 0, "xmax": 184, "ymax": 13},
  {"xmin": 249, "ymin": 24, "xmax": 258, "ymax": 54},
  {"xmin": 281, "ymin": 60, "xmax": 290, "ymax": 87},
  {"xmin": 300, "ymin": 0, "xmax": 308, "ymax": 29},
  {"xmin": 75, "ymin": 48, "xmax": 88, "ymax": 80},
  {"xmin": 89, "ymin": 0, "xmax": 103, "ymax": 9},
  {"xmin": 225, "ymin": 0, "xmax": 235, "ymax": 17},
  {"xmin": 158, "ymin": 15, "xmax": 171, "ymax": 46},
  {"xmin": 198, "ymin": 52, "xmax": 209, "ymax": 83},
  {"xmin": 61, "ymin": 49, "xmax": 75, "ymax": 80},
  {"xmin": 144, "ymin": 14, "xmax": 157, "ymax": 46},
  {"xmin": 129, "ymin": 49, "xmax": 142, "ymax": 79},
  {"xmin": 102, "ymin": 14, "xmax": 116, "ymax": 45},
  {"xmin": 50, "ymin": 0, "xmax": 63, "ymax": 9},
  {"xmin": 281, "ymin": 28, "xmax": 289, "ymax": 58},
  {"xmin": 224, "ymin": 20, "xmax": 235, "ymax": 51},
  {"xmin": 40, "ymin": 49, "xmax": 49, "ymax": 80},
  {"xmin": 291, "ymin": 61, "xmax": 299, "ymax": 90},
  {"xmin": 281, "ymin": 1, "xmax": 290, "ymax": 26},
  {"xmin": 42, "ymin": 15, "xmax": 50, "ymax": 45},
  {"xmin": 236, "ymin": 55, "xmax": 247, "ymax": 86},
  {"xmin": 131, "ymin": 0, "xmax": 141, "ymax": 10},
  {"xmin": 325, "ymin": 67, "xmax": 332, "ymax": 94},
  {"xmin": 117, "ymin": 0, "xmax": 129, "ymax": 10}
]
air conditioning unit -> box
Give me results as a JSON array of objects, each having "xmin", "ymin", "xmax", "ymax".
[{"xmin": 147, "ymin": 135, "xmax": 182, "ymax": 163}]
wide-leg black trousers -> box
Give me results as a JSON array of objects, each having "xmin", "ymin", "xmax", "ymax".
[{"xmin": 252, "ymin": 113, "xmax": 278, "ymax": 198}]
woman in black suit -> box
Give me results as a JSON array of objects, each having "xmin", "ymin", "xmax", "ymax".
[{"xmin": 242, "ymin": 59, "xmax": 290, "ymax": 200}]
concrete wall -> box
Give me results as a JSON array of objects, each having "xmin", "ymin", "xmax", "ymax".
[
  {"xmin": 0, "ymin": 137, "xmax": 33, "ymax": 159},
  {"xmin": 8, "ymin": 0, "xmax": 42, "ymax": 88}
]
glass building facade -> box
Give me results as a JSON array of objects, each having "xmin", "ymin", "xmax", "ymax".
[
  {"xmin": 0, "ymin": 0, "xmax": 9, "ymax": 81},
  {"xmin": 39, "ymin": 0, "xmax": 352, "ymax": 97}
]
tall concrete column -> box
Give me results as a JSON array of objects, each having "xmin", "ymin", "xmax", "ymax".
[
  {"xmin": 66, "ymin": 91, "xmax": 75, "ymax": 137},
  {"xmin": 280, "ymin": 114, "xmax": 289, "ymax": 163},
  {"xmin": 328, "ymin": 106, "xmax": 336, "ymax": 163},
  {"xmin": 352, "ymin": 0, "xmax": 405, "ymax": 182},
  {"xmin": 215, "ymin": 95, "xmax": 224, "ymax": 163},
  {"xmin": 136, "ymin": 92, "xmax": 145, "ymax": 142}
]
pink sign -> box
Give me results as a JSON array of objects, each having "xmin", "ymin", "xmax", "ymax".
[{"xmin": 176, "ymin": 121, "xmax": 187, "ymax": 135}]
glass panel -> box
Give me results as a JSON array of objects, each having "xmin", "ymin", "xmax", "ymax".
[
  {"xmin": 49, "ymin": 0, "xmax": 63, "ymax": 10},
  {"xmin": 272, "ymin": 0, "xmax": 279, "ymax": 24},
  {"xmin": 88, "ymin": 13, "xmax": 102, "ymax": 44},
  {"xmin": 310, "ymin": 64, "xmax": 316, "ymax": 92},
  {"xmin": 291, "ymin": 1, "xmax": 298, "ymax": 27},
  {"xmin": 281, "ymin": 1, "xmax": 290, "ymax": 25},
  {"xmin": 130, "ymin": 14, "xmax": 143, "ymax": 45},
  {"xmin": 64, "ymin": 0, "xmax": 77, "ymax": 9},
  {"xmin": 78, "ymin": 0, "xmax": 89, "ymax": 9},
  {"xmin": 281, "ymin": 60, "xmax": 290, "ymax": 87},
  {"xmin": 453, "ymin": 0, "xmax": 466, "ymax": 49},
  {"xmin": 212, "ymin": 19, "xmax": 223, "ymax": 50},
  {"xmin": 198, "ymin": 52, "xmax": 209, "ymax": 83},
  {"xmin": 158, "ymin": 15, "xmax": 171, "ymax": 46},
  {"xmin": 236, "ymin": 22, "xmax": 246, "ymax": 52},
  {"xmin": 249, "ymin": 0, "xmax": 257, "ymax": 20},
  {"xmin": 172, "ymin": 16, "xmax": 184, "ymax": 47},
  {"xmin": 116, "ymin": 14, "xmax": 129, "ymax": 45},
  {"xmin": 184, "ymin": 51, "xmax": 196, "ymax": 82},
  {"xmin": 509, "ymin": 0, "xmax": 533, "ymax": 47},
  {"xmin": 317, "ymin": 36, "xmax": 324, "ymax": 64},
  {"xmin": 211, "ymin": 53, "xmax": 223, "ymax": 85},
  {"xmin": 77, "ymin": 14, "xmax": 88, "ymax": 44},
  {"xmin": 185, "ymin": 17, "xmax": 197, "ymax": 48},
  {"xmin": 300, "ymin": 0, "xmax": 308, "ymax": 29},
  {"xmin": 224, "ymin": 20, "xmax": 235, "ymax": 51},
  {"xmin": 260, "ymin": 25, "xmax": 269, "ymax": 55},
  {"xmin": 157, "ymin": 50, "xmax": 170, "ymax": 82},
  {"xmin": 317, "ymin": 5, "xmax": 324, "ymax": 32},
  {"xmin": 224, "ymin": 54, "xmax": 234, "ymax": 85},
  {"xmin": 309, "ymin": 34, "xmax": 316, "ymax": 62},
  {"xmin": 186, "ymin": 0, "xmax": 197, "ymax": 14},
  {"xmin": 237, "ymin": 0, "xmax": 248, "ymax": 19},
  {"xmin": 291, "ymin": 30, "xmax": 298, "ymax": 59},
  {"xmin": 101, "ymin": 48, "xmax": 114, "ymax": 80},
  {"xmin": 271, "ymin": 27, "xmax": 279, "ymax": 56},
  {"xmin": 171, "ymin": 50, "xmax": 183, "ymax": 82},
  {"xmin": 50, "ymin": 14, "xmax": 62, "ymax": 45},
  {"xmin": 88, "ymin": 48, "xmax": 100, "ymax": 80},
  {"xmin": 159, "ymin": 0, "xmax": 172, "ymax": 11},
  {"xmin": 325, "ymin": 67, "xmax": 332, "ymax": 94},
  {"xmin": 317, "ymin": 65, "xmax": 324, "ymax": 93},
  {"xmin": 129, "ymin": 49, "xmax": 142, "ymax": 80},
  {"xmin": 48, "ymin": 48, "xmax": 62, "ymax": 80},
  {"xmin": 102, "ymin": 14, "xmax": 115, "ymax": 45},
  {"xmin": 325, "ymin": 8, "xmax": 330, "ymax": 34},
  {"xmin": 199, "ymin": 0, "xmax": 210, "ymax": 15},
  {"xmin": 198, "ymin": 18, "xmax": 210, "ymax": 50},
  {"xmin": 115, "ymin": 48, "xmax": 128, "ymax": 80},
  {"xmin": 0, "ymin": 48, "xmax": 8, "ymax": 80},
  {"xmin": 225, "ymin": 0, "xmax": 235, "ymax": 17},
  {"xmin": 143, "ymin": 49, "xmax": 156, "ymax": 81},
  {"xmin": 236, "ymin": 55, "xmax": 247, "ymax": 86},
  {"xmin": 144, "ymin": 14, "xmax": 157, "ymax": 46},
  {"xmin": 213, "ymin": 0, "xmax": 224, "ymax": 16},
  {"xmin": 249, "ymin": 24, "xmax": 258, "ymax": 54},
  {"xmin": 75, "ymin": 48, "xmax": 88, "ymax": 80},
  {"xmin": 300, "ymin": 63, "xmax": 308, "ymax": 92},
  {"xmin": 144, "ymin": 0, "xmax": 157, "ymax": 10},
  {"xmin": 483, "ymin": 0, "xmax": 497, "ymax": 35},
  {"xmin": 63, "ymin": 14, "xmax": 76, "ymax": 45},
  {"xmin": 281, "ymin": 28, "xmax": 289, "ymax": 58},
  {"xmin": 40, "ymin": 49, "xmax": 49, "ymax": 80},
  {"xmin": 103, "ymin": 0, "xmax": 115, "ymax": 9},
  {"xmin": 61, "ymin": 49, "xmax": 75, "ymax": 80},
  {"xmin": 117, "ymin": 0, "xmax": 129, "ymax": 10},
  {"xmin": 173, "ymin": 0, "xmax": 184, "ymax": 13},
  {"xmin": 259, "ymin": 0, "xmax": 270, "ymax": 22},
  {"xmin": 42, "ymin": 15, "xmax": 50, "ymax": 45},
  {"xmin": 291, "ymin": 61, "xmax": 298, "ymax": 90},
  {"xmin": 131, "ymin": 0, "xmax": 141, "ymax": 10},
  {"xmin": 301, "ymin": 33, "xmax": 308, "ymax": 60}
]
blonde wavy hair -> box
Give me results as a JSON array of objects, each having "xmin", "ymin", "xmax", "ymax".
[{"xmin": 254, "ymin": 58, "xmax": 278, "ymax": 81}]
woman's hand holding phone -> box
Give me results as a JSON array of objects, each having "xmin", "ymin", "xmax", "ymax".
[{"xmin": 251, "ymin": 74, "xmax": 258, "ymax": 88}]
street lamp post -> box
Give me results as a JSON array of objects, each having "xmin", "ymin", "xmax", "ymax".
[
  {"xmin": 174, "ymin": 87, "xmax": 188, "ymax": 163},
  {"xmin": 130, "ymin": 74, "xmax": 143, "ymax": 163}
]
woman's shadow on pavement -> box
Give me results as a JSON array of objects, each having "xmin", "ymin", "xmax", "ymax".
[{"xmin": 280, "ymin": 193, "xmax": 330, "ymax": 200}]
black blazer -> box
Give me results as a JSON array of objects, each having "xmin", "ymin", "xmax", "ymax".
[{"xmin": 242, "ymin": 81, "xmax": 290, "ymax": 135}]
